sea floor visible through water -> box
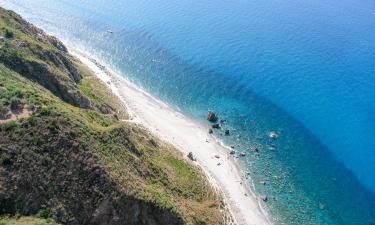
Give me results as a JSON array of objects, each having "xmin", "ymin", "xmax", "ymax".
[{"xmin": 1, "ymin": 0, "xmax": 375, "ymax": 224}]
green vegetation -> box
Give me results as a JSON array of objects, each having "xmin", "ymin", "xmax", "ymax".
[
  {"xmin": 0, "ymin": 7, "xmax": 225, "ymax": 225},
  {"xmin": 4, "ymin": 29, "xmax": 13, "ymax": 38},
  {"xmin": 0, "ymin": 216, "xmax": 59, "ymax": 225}
]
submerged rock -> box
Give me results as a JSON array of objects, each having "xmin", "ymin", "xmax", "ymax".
[
  {"xmin": 259, "ymin": 195, "xmax": 268, "ymax": 202},
  {"xmin": 212, "ymin": 123, "xmax": 221, "ymax": 129},
  {"xmin": 268, "ymin": 131, "xmax": 279, "ymax": 139},
  {"xmin": 224, "ymin": 129, "xmax": 230, "ymax": 136},
  {"xmin": 239, "ymin": 152, "xmax": 246, "ymax": 157},
  {"xmin": 229, "ymin": 150, "xmax": 236, "ymax": 155},
  {"xmin": 207, "ymin": 111, "xmax": 218, "ymax": 122}
]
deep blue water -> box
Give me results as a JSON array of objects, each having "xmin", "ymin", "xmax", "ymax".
[{"xmin": 1, "ymin": 0, "xmax": 375, "ymax": 224}]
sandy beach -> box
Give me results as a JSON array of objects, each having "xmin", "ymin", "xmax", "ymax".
[{"xmin": 72, "ymin": 50, "xmax": 271, "ymax": 225}]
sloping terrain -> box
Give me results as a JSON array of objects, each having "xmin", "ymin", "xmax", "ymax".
[{"xmin": 0, "ymin": 8, "xmax": 226, "ymax": 225}]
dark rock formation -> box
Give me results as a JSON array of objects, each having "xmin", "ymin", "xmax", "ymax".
[
  {"xmin": 187, "ymin": 152, "xmax": 196, "ymax": 161},
  {"xmin": 224, "ymin": 129, "xmax": 230, "ymax": 136},
  {"xmin": 212, "ymin": 124, "xmax": 220, "ymax": 129},
  {"xmin": 259, "ymin": 195, "xmax": 268, "ymax": 202},
  {"xmin": 207, "ymin": 111, "xmax": 218, "ymax": 123}
]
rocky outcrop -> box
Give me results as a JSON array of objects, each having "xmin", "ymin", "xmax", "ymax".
[{"xmin": 207, "ymin": 111, "xmax": 218, "ymax": 123}]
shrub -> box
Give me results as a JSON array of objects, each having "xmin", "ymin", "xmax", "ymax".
[
  {"xmin": 1, "ymin": 121, "xmax": 18, "ymax": 131},
  {"xmin": 0, "ymin": 153, "xmax": 12, "ymax": 166},
  {"xmin": 4, "ymin": 29, "xmax": 14, "ymax": 38},
  {"xmin": 9, "ymin": 97, "xmax": 22, "ymax": 111},
  {"xmin": 38, "ymin": 107, "xmax": 52, "ymax": 116},
  {"xmin": 37, "ymin": 207, "xmax": 52, "ymax": 219},
  {"xmin": 0, "ymin": 105, "xmax": 10, "ymax": 119}
]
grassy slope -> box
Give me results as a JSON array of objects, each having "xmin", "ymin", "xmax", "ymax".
[
  {"xmin": 0, "ymin": 8, "xmax": 225, "ymax": 225},
  {"xmin": 0, "ymin": 216, "xmax": 60, "ymax": 225}
]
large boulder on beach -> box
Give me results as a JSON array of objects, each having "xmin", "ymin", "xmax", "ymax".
[
  {"xmin": 187, "ymin": 152, "xmax": 196, "ymax": 161},
  {"xmin": 207, "ymin": 111, "xmax": 218, "ymax": 122}
]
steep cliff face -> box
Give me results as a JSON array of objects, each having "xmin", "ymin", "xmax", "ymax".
[{"xmin": 0, "ymin": 7, "xmax": 226, "ymax": 225}]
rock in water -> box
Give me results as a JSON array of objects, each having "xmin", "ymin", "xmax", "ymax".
[
  {"xmin": 268, "ymin": 131, "xmax": 279, "ymax": 139},
  {"xmin": 208, "ymin": 128, "xmax": 213, "ymax": 134},
  {"xmin": 207, "ymin": 111, "xmax": 218, "ymax": 122},
  {"xmin": 224, "ymin": 129, "xmax": 230, "ymax": 136},
  {"xmin": 259, "ymin": 195, "xmax": 268, "ymax": 202},
  {"xmin": 212, "ymin": 123, "xmax": 221, "ymax": 129}
]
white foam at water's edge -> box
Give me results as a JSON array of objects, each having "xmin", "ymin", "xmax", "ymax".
[{"xmin": 68, "ymin": 45, "xmax": 272, "ymax": 225}]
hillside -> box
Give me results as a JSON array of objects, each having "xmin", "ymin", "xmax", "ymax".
[{"xmin": 0, "ymin": 8, "xmax": 227, "ymax": 225}]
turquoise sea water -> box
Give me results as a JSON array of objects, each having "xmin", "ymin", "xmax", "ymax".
[{"xmin": 1, "ymin": 0, "xmax": 375, "ymax": 224}]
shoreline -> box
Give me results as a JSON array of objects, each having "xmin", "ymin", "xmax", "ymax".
[{"xmin": 71, "ymin": 49, "xmax": 271, "ymax": 225}]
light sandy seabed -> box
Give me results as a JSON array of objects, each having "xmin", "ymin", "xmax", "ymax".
[{"xmin": 72, "ymin": 50, "xmax": 271, "ymax": 225}]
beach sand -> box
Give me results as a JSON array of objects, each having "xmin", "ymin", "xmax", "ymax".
[{"xmin": 72, "ymin": 50, "xmax": 271, "ymax": 225}]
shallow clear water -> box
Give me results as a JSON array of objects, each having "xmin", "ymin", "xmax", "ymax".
[{"xmin": 1, "ymin": 0, "xmax": 375, "ymax": 224}]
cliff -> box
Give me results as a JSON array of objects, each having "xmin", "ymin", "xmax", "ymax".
[{"xmin": 0, "ymin": 8, "xmax": 226, "ymax": 225}]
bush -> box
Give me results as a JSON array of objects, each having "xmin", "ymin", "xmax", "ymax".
[
  {"xmin": 0, "ymin": 105, "xmax": 10, "ymax": 119},
  {"xmin": 9, "ymin": 97, "xmax": 22, "ymax": 111},
  {"xmin": 4, "ymin": 29, "xmax": 14, "ymax": 38},
  {"xmin": 38, "ymin": 107, "xmax": 52, "ymax": 116},
  {"xmin": 37, "ymin": 207, "xmax": 52, "ymax": 219},
  {"xmin": 1, "ymin": 121, "xmax": 18, "ymax": 131},
  {"xmin": 0, "ymin": 153, "xmax": 12, "ymax": 166}
]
